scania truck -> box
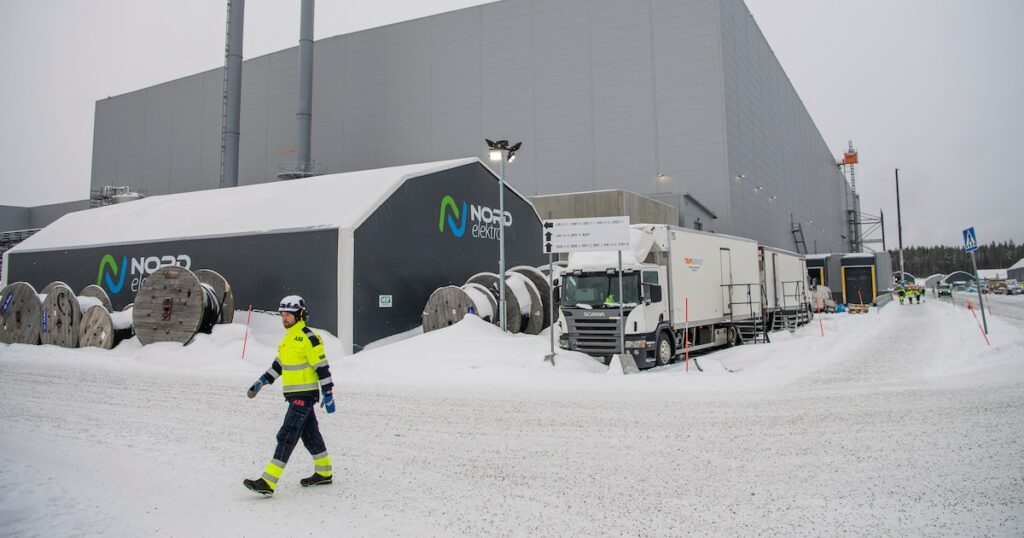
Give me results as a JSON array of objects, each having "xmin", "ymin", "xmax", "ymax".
[{"xmin": 555, "ymin": 224, "xmax": 762, "ymax": 368}]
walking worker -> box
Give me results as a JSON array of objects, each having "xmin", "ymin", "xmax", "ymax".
[
  {"xmin": 244, "ymin": 295, "xmax": 335, "ymax": 495},
  {"xmin": 897, "ymin": 287, "xmax": 906, "ymax": 305}
]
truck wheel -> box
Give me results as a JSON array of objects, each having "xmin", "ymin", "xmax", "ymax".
[
  {"xmin": 655, "ymin": 331, "xmax": 673, "ymax": 366},
  {"xmin": 727, "ymin": 326, "xmax": 741, "ymax": 347}
]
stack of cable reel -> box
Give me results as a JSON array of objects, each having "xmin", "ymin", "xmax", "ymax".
[
  {"xmin": 421, "ymin": 265, "xmax": 556, "ymax": 335},
  {"xmin": 40, "ymin": 281, "xmax": 108, "ymax": 348}
]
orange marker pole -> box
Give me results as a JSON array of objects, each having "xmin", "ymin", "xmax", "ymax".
[
  {"xmin": 684, "ymin": 297, "xmax": 689, "ymax": 373},
  {"xmin": 241, "ymin": 304, "xmax": 253, "ymax": 358},
  {"xmin": 969, "ymin": 304, "xmax": 991, "ymax": 346},
  {"xmin": 819, "ymin": 317, "xmax": 824, "ymax": 337}
]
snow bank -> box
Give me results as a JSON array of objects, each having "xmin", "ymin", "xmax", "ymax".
[{"xmin": 2, "ymin": 298, "xmax": 1021, "ymax": 393}]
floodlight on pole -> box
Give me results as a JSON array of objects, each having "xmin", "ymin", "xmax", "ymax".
[{"xmin": 484, "ymin": 138, "xmax": 523, "ymax": 332}]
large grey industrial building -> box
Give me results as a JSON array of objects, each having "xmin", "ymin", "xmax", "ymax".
[{"xmin": 8, "ymin": 0, "xmax": 856, "ymax": 256}]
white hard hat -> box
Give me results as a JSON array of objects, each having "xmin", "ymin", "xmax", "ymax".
[{"xmin": 278, "ymin": 295, "xmax": 306, "ymax": 313}]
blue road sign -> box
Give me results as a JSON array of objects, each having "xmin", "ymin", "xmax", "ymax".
[{"xmin": 963, "ymin": 227, "xmax": 978, "ymax": 253}]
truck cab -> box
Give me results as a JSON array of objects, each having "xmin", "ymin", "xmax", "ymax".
[{"xmin": 556, "ymin": 265, "xmax": 668, "ymax": 367}]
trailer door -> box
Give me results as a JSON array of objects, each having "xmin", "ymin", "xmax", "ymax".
[
  {"xmin": 771, "ymin": 253, "xmax": 780, "ymax": 308},
  {"xmin": 720, "ymin": 248, "xmax": 733, "ymax": 315}
]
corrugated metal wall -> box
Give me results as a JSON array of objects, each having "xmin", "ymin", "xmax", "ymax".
[{"xmin": 90, "ymin": 0, "xmax": 848, "ymax": 252}]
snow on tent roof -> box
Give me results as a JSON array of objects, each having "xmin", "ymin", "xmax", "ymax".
[
  {"xmin": 11, "ymin": 158, "xmax": 483, "ymax": 253},
  {"xmin": 977, "ymin": 269, "xmax": 1006, "ymax": 280},
  {"xmin": 1009, "ymin": 258, "xmax": 1024, "ymax": 271},
  {"xmin": 841, "ymin": 253, "xmax": 874, "ymax": 259}
]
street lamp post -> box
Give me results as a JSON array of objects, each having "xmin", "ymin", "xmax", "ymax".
[{"xmin": 485, "ymin": 138, "xmax": 522, "ymax": 332}]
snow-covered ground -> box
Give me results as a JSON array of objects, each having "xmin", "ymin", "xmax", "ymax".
[{"xmin": 1, "ymin": 298, "xmax": 1022, "ymax": 536}]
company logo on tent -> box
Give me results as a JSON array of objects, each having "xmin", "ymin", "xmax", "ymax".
[
  {"xmin": 96, "ymin": 253, "xmax": 192, "ymax": 294},
  {"xmin": 97, "ymin": 254, "xmax": 129, "ymax": 293},
  {"xmin": 438, "ymin": 195, "xmax": 468, "ymax": 237},
  {"xmin": 437, "ymin": 195, "xmax": 513, "ymax": 241}
]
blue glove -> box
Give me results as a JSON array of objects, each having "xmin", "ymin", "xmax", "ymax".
[
  {"xmin": 321, "ymin": 391, "xmax": 336, "ymax": 414},
  {"xmin": 247, "ymin": 380, "xmax": 263, "ymax": 399},
  {"xmin": 247, "ymin": 375, "xmax": 271, "ymax": 399}
]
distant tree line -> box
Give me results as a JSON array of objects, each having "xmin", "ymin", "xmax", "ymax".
[{"xmin": 887, "ymin": 241, "xmax": 1024, "ymax": 277}]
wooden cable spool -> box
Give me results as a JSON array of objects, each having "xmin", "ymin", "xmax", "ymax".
[
  {"xmin": 78, "ymin": 284, "xmax": 113, "ymax": 313},
  {"xmin": 40, "ymin": 282, "xmax": 90, "ymax": 348},
  {"xmin": 133, "ymin": 266, "xmax": 224, "ymax": 345},
  {"xmin": 79, "ymin": 305, "xmax": 134, "ymax": 349},
  {"xmin": 195, "ymin": 268, "xmax": 234, "ymax": 324},
  {"xmin": 422, "ymin": 286, "xmax": 475, "ymax": 333},
  {"xmin": 465, "ymin": 272, "xmax": 522, "ymax": 334},
  {"xmin": 0, "ymin": 282, "xmax": 43, "ymax": 345},
  {"xmin": 505, "ymin": 272, "xmax": 544, "ymax": 335},
  {"xmin": 421, "ymin": 282, "xmax": 503, "ymax": 333},
  {"xmin": 462, "ymin": 283, "xmax": 497, "ymax": 322},
  {"xmin": 40, "ymin": 281, "xmax": 68, "ymax": 296},
  {"xmin": 510, "ymin": 266, "xmax": 553, "ymax": 330}
]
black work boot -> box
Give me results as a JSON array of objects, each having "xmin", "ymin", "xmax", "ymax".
[
  {"xmin": 300, "ymin": 473, "xmax": 332, "ymax": 487},
  {"xmin": 243, "ymin": 477, "xmax": 274, "ymax": 495}
]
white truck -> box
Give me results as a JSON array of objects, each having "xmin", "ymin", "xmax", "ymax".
[{"xmin": 555, "ymin": 224, "xmax": 762, "ymax": 368}]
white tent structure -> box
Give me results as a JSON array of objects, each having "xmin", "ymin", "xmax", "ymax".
[{"xmin": 3, "ymin": 158, "xmax": 544, "ymax": 353}]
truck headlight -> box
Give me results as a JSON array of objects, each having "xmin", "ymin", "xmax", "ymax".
[{"xmin": 624, "ymin": 340, "xmax": 647, "ymax": 349}]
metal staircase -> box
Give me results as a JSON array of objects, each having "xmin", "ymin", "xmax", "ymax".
[{"xmin": 725, "ymin": 283, "xmax": 770, "ymax": 344}]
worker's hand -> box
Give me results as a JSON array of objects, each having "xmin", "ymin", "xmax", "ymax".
[
  {"xmin": 247, "ymin": 380, "xmax": 264, "ymax": 399},
  {"xmin": 321, "ymin": 390, "xmax": 336, "ymax": 414},
  {"xmin": 248, "ymin": 374, "xmax": 271, "ymax": 399}
]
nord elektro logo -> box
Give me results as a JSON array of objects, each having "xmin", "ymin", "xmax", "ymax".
[
  {"xmin": 437, "ymin": 195, "xmax": 512, "ymax": 240},
  {"xmin": 96, "ymin": 253, "xmax": 192, "ymax": 294}
]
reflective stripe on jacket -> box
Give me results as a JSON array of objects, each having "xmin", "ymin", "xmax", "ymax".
[{"xmin": 263, "ymin": 320, "xmax": 333, "ymax": 399}]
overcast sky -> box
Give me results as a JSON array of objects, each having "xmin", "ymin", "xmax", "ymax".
[{"xmin": 1, "ymin": 0, "xmax": 1020, "ymax": 247}]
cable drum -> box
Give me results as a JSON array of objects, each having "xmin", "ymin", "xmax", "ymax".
[
  {"xmin": 504, "ymin": 272, "xmax": 544, "ymax": 335},
  {"xmin": 79, "ymin": 305, "xmax": 135, "ymax": 350},
  {"xmin": 465, "ymin": 272, "xmax": 523, "ymax": 334},
  {"xmin": 195, "ymin": 269, "xmax": 234, "ymax": 323},
  {"xmin": 511, "ymin": 266, "xmax": 553, "ymax": 328},
  {"xmin": 461, "ymin": 283, "xmax": 495, "ymax": 322},
  {"xmin": 40, "ymin": 282, "xmax": 84, "ymax": 348},
  {"xmin": 198, "ymin": 283, "xmax": 223, "ymax": 334},
  {"xmin": 0, "ymin": 282, "xmax": 44, "ymax": 345},
  {"xmin": 133, "ymin": 266, "xmax": 230, "ymax": 345},
  {"xmin": 421, "ymin": 286, "xmax": 474, "ymax": 332},
  {"xmin": 78, "ymin": 284, "xmax": 113, "ymax": 313}
]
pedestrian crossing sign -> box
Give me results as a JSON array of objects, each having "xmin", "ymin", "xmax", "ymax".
[{"xmin": 963, "ymin": 227, "xmax": 978, "ymax": 253}]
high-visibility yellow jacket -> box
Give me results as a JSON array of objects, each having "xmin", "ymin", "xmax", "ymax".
[{"xmin": 262, "ymin": 320, "xmax": 333, "ymax": 400}]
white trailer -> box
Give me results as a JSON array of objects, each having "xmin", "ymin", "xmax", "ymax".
[
  {"xmin": 555, "ymin": 224, "xmax": 761, "ymax": 369},
  {"xmin": 758, "ymin": 246, "xmax": 811, "ymax": 322}
]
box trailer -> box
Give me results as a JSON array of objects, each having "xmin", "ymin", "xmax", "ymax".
[
  {"xmin": 759, "ymin": 246, "xmax": 810, "ymax": 317},
  {"xmin": 555, "ymin": 224, "xmax": 761, "ymax": 368},
  {"xmin": 2, "ymin": 158, "xmax": 544, "ymax": 354}
]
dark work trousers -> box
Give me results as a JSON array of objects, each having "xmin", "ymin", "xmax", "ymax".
[{"xmin": 273, "ymin": 397, "xmax": 327, "ymax": 465}]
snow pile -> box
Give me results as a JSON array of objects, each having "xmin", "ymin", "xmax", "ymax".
[{"xmin": 2, "ymin": 297, "xmax": 1020, "ymax": 392}]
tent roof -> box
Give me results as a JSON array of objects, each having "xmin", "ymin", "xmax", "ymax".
[
  {"xmin": 11, "ymin": 158, "xmax": 486, "ymax": 253},
  {"xmin": 977, "ymin": 269, "xmax": 1007, "ymax": 280},
  {"xmin": 1009, "ymin": 258, "xmax": 1024, "ymax": 271}
]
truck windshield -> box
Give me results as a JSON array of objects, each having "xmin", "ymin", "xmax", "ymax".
[{"xmin": 562, "ymin": 272, "xmax": 641, "ymax": 307}]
